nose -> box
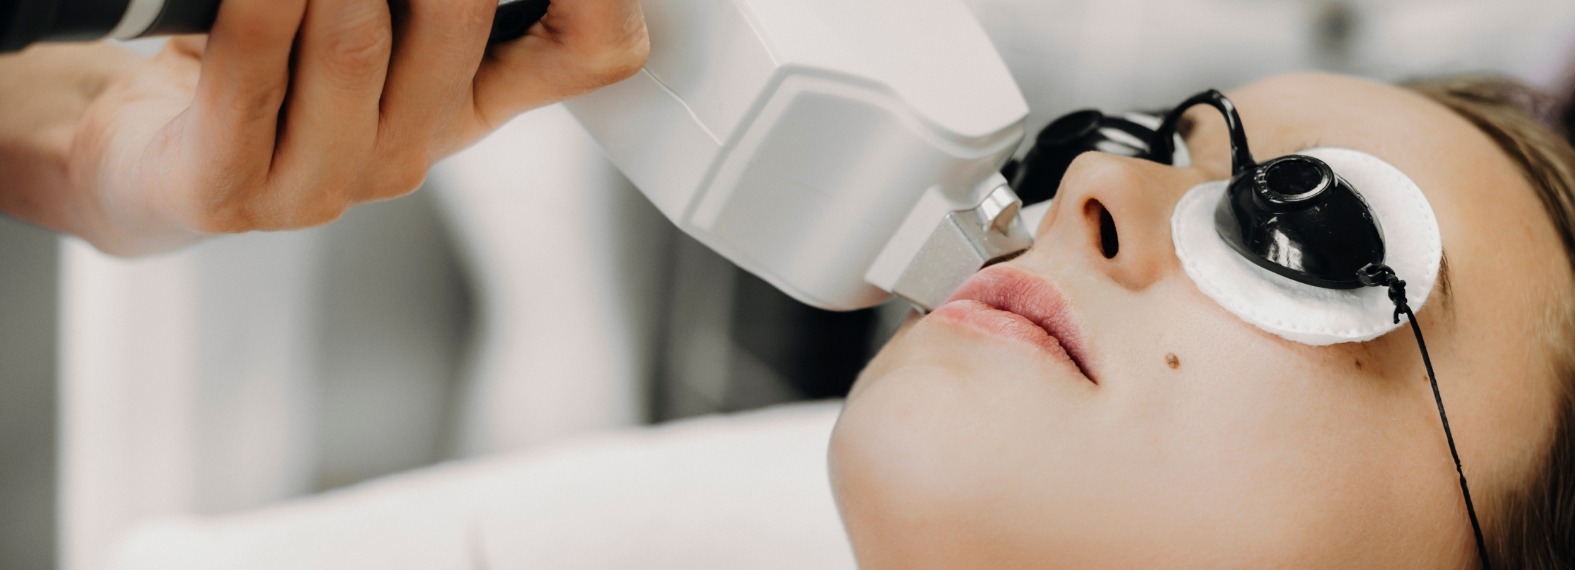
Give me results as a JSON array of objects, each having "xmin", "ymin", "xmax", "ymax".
[{"xmin": 1032, "ymin": 152, "xmax": 1201, "ymax": 291}]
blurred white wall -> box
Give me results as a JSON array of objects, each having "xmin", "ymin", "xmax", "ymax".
[
  {"xmin": 55, "ymin": 105, "xmax": 673, "ymax": 569},
  {"xmin": 431, "ymin": 104, "xmax": 673, "ymax": 458},
  {"xmin": 965, "ymin": 0, "xmax": 1575, "ymax": 152},
  {"xmin": 58, "ymin": 231, "xmax": 327, "ymax": 570}
]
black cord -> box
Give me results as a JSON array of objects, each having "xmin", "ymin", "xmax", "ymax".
[
  {"xmin": 1151, "ymin": 90, "xmax": 1256, "ymax": 174},
  {"xmin": 1359, "ymin": 264, "xmax": 1491, "ymax": 569}
]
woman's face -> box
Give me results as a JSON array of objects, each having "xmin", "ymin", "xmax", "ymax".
[{"xmin": 830, "ymin": 74, "xmax": 1573, "ymax": 568}]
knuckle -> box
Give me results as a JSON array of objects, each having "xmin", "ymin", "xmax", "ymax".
[
  {"xmin": 216, "ymin": 80, "xmax": 288, "ymax": 124},
  {"xmin": 247, "ymin": 188, "xmax": 351, "ymax": 231},
  {"xmin": 190, "ymin": 180, "xmax": 356, "ymax": 233},
  {"xmin": 283, "ymin": 192, "xmax": 350, "ymax": 228},
  {"xmin": 191, "ymin": 198, "xmax": 254, "ymax": 235},
  {"xmin": 188, "ymin": 182, "xmax": 259, "ymax": 235},
  {"xmin": 581, "ymin": 32, "xmax": 650, "ymax": 86},
  {"xmin": 320, "ymin": 12, "xmax": 393, "ymax": 79},
  {"xmin": 304, "ymin": 201, "xmax": 350, "ymax": 227},
  {"xmin": 193, "ymin": 210, "xmax": 249, "ymax": 235},
  {"xmin": 224, "ymin": 15, "xmax": 289, "ymax": 47},
  {"xmin": 382, "ymin": 161, "xmax": 431, "ymax": 198},
  {"xmin": 409, "ymin": 0, "xmax": 493, "ymax": 34}
]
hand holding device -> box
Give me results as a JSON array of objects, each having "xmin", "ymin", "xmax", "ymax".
[{"xmin": 0, "ymin": 0, "xmax": 646, "ymax": 255}]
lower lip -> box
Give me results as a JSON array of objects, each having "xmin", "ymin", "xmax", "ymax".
[{"xmin": 929, "ymin": 299, "xmax": 1087, "ymax": 380}]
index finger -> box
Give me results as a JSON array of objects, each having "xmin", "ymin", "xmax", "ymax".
[
  {"xmin": 189, "ymin": 0, "xmax": 308, "ymax": 166},
  {"xmin": 468, "ymin": 0, "xmax": 648, "ymax": 131},
  {"xmin": 527, "ymin": 0, "xmax": 646, "ymax": 48}
]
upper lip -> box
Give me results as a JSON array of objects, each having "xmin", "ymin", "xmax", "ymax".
[{"xmin": 941, "ymin": 265, "xmax": 1095, "ymax": 381}]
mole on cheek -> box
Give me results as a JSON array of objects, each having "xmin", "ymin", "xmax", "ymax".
[{"xmin": 1165, "ymin": 353, "xmax": 1180, "ymax": 369}]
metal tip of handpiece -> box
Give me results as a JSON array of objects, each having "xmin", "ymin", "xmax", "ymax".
[{"xmin": 890, "ymin": 184, "xmax": 1034, "ymax": 312}]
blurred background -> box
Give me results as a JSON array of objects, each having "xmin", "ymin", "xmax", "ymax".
[{"xmin": 3, "ymin": 0, "xmax": 1575, "ymax": 567}]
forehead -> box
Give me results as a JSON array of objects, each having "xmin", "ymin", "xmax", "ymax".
[{"xmin": 1186, "ymin": 74, "xmax": 1503, "ymax": 182}]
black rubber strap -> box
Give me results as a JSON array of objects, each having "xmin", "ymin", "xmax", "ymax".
[
  {"xmin": 141, "ymin": 0, "xmax": 218, "ymax": 36},
  {"xmin": 1360, "ymin": 263, "xmax": 1491, "ymax": 569}
]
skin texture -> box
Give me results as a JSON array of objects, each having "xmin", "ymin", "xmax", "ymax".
[
  {"xmin": 830, "ymin": 74, "xmax": 1574, "ymax": 568},
  {"xmin": 0, "ymin": 0, "xmax": 648, "ymax": 255}
]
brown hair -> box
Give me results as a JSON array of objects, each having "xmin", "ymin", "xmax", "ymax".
[{"xmin": 1406, "ymin": 76, "xmax": 1575, "ymax": 569}]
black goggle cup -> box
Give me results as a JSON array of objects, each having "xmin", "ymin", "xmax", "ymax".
[
  {"xmin": 1217, "ymin": 154, "xmax": 1386, "ymax": 289},
  {"xmin": 1008, "ymin": 110, "xmax": 1173, "ymax": 206},
  {"xmin": 1014, "ymin": 89, "xmax": 1387, "ymax": 289}
]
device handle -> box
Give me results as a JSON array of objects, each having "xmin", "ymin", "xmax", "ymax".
[
  {"xmin": 489, "ymin": 0, "xmax": 549, "ymax": 44},
  {"xmin": 1, "ymin": 0, "xmax": 547, "ymax": 52}
]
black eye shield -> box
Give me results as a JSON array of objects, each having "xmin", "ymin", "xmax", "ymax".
[{"xmin": 1009, "ymin": 90, "xmax": 1386, "ymax": 290}]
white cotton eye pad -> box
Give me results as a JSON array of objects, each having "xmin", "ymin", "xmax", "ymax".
[{"xmin": 1170, "ymin": 147, "xmax": 1443, "ymax": 346}]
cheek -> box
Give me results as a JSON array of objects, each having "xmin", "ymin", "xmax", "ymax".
[
  {"xmin": 835, "ymin": 282, "xmax": 1470, "ymax": 566},
  {"xmin": 832, "ymin": 323, "xmax": 1104, "ymax": 566},
  {"xmin": 1101, "ymin": 323, "xmax": 1472, "ymax": 564},
  {"xmin": 831, "ymin": 369, "xmax": 1090, "ymax": 568}
]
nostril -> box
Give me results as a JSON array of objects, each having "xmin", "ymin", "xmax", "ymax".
[
  {"xmin": 1085, "ymin": 200, "xmax": 1120, "ymax": 259},
  {"xmin": 1100, "ymin": 209, "xmax": 1119, "ymax": 259}
]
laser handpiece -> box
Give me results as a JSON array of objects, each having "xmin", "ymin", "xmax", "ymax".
[
  {"xmin": 565, "ymin": 0, "xmax": 1035, "ymax": 311},
  {"xmin": 3, "ymin": 0, "xmax": 1036, "ymax": 312}
]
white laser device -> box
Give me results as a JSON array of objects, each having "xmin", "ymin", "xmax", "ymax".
[{"xmin": 565, "ymin": 0, "xmax": 1033, "ymax": 311}]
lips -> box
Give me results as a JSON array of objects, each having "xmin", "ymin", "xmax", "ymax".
[{"xmin": 929, "ymin": 265, "xmax": 1095, "ymax": 382}]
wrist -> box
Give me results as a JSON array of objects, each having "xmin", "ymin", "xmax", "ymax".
[{"xmin": 0, "ymin": 43, "xmax": 138, "ymax": 237}]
